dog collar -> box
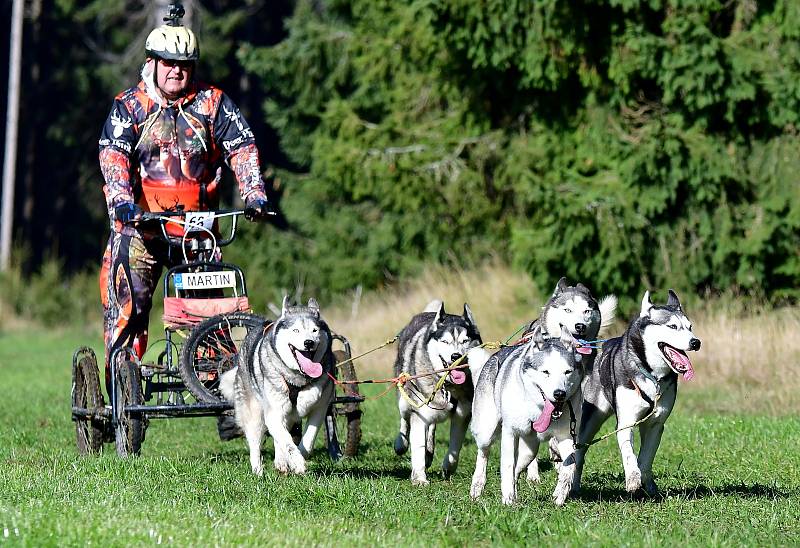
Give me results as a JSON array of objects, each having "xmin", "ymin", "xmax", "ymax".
[{"xmin": 636, "ymin": 364, "xmax": 661, "ymax": 386}]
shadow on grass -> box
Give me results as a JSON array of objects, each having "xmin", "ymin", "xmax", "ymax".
[{"xmin": 575, "ymin": 472, "xmax": 796, "ymax": 502}]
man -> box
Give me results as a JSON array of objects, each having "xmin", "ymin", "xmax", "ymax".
[{"xmin": 98, "ymin": 4, "xmax": 274, "ymax": 395}]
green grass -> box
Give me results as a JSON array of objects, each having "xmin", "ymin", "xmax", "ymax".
[{"xmin": 1, "ymin": 328, "xmax": 798, "ymax": 546}]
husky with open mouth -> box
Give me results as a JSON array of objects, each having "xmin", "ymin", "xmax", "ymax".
[
  {"xmin": 219, "ymin": 297, "xmax": 334, "ymax": 476},
  {"xmin": 574, "ymin": 290, "xmax": 701, "ymax": 497},
  {"xmin": 469, "ymin": 325, "xmax": 586, "ymax": 506},
  {"xmin": 393, "ymin": 301, "xmax": 483, "ymax": 485},
  {"xmin": 517, "ymin": 277, "xmax": 616, "ymax": 481},
  {"xmin": 523, "ymin": 277, "xmax": 617, "ymax": 356}
]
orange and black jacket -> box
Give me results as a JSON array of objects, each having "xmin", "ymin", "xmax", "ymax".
[{"xmin": 99, "ymin": 80, "xmax": 267, "ymax": 234}]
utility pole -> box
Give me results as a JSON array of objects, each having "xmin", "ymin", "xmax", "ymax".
[{"xmin": 1, "ymin": 0, "xmax": 24, "ymax": 271}]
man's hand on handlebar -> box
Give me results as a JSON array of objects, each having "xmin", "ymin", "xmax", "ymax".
[
  {"xmin": 114, "ymin": 202, "xmax": 143, "ymax": 224},
  {"xmin": 244, "ymin": 196, "xmax": 278, "ymax": 222}
]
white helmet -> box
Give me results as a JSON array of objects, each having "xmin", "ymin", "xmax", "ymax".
[{"xmin": 145, "ymin": 3, "xmax": 199, "ymax": 62}]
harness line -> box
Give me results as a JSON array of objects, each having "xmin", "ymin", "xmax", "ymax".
[
  {"xmin": 575, "ymin": 368, "xmax": 663, "ymax": 449},
  {"xmin": 331, "ymin": 335, "xmax": 399, "ymax": 369},
  {"xmin": 328, "ymin": 340, "xmax": 505, "ymax": 406}
]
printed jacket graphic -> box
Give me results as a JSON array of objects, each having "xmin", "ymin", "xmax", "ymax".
[{"xmin": 99, "ymin": 80, "xmax": 267, "ymax": 235}]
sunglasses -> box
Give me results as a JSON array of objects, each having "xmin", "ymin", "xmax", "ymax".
[{"xmin": 158, "ymin": 59, "xmax": 193, "ymax": 70}]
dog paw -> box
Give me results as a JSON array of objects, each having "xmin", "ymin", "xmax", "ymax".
[
  {"xmin": 625, "ymin": 469, "xmax": 642, "ymax": 493},
  {"xmin": 411, "ymin": 471, "xmax": 429, "ymax": 486},
  {"xmin": 286, "ymin": 450, "xmax": 307, "ymax": 475},
  {"xmin": 501, "ymin": 492, "xmax": 517, "ymax": 506},
  {"xmin": 273, "ymin": 459, "xmax": 290, "ymax": 475},
  {"xmin": 251, "ymin": 464, "xmax": 263, "ymax": 477},
  {"xmin": 469, "ymin": 479, "xmax": 485, "ymax": 499},
  {"xmin": 643, "ymin": 478, "xmax": 659, "ymax": 497},
  {"xmin": 552, "ymin": 487, "xmax": 569, "ymax": 507},
  {"xmin": 394, "ymin": 433, "xmax": 409, "ymax": 456},
  {"xmin": 553, "ymin": 474, "xmax": 573, "ymax": 506},
  {"xmin": 442, "ymin": 456, "xmax": 458, "ymax": 480},
  {"xmin": 526, "ymin": 464, "xmax": 541, "ymax": 484}
]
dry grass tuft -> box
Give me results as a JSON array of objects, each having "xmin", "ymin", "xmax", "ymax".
[{"xmin": 688, "ymin": 306, "xmax": 800, "ymax": 414}]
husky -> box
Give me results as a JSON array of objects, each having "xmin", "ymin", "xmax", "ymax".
[
  {"xmin": 521, "ymin": 277, "xmax": 616, "ymax": 477},
  {"xmin": 469, "ymin": 326, "xmax": 585, "ymax": 506},
  {"xmin": 573, "ymin": 290, "xmax": 701, "ymax": 497},
  {"xmin": 219, "ymin": 297, "xmax": 335, "ymax": 476},
  {"xmin": 524, "ymin": 277, "xmax": 617, "ymax": 347},
  {"xmin": 452, "ymin": 277, "xmax": 609, "ymax": 395},
  {"xmin": 393, "ymin": 301, "xmax": 483, "ymax": 485}
]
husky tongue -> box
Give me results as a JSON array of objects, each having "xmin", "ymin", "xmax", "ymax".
[
  {"xmin": 294, "ymin": 348, "xmax": 323, "ymax": 378},
  {"xmin": 449, "ymin": 368, "xmax": 467, "ymax": 385},
  {"xmin": 665, "ymin": 346, "xmax": 695, "ymax": 381},
  {"xmin": 576, "ymin": 346, "xmax": 593, "ymax": 355},
  {"xmin": 532, "ymin": 399, "xmax": 556, "ymax": 433}
]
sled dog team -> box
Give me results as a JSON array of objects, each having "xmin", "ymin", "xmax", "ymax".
[{"xmin": 220, "ymin": 278, "xmax": 702, "ymax": 505}]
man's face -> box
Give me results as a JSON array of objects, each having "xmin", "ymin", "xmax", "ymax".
[{"xmin": 155, "ymin": 58, "xmax": 193, "ymax": 99}]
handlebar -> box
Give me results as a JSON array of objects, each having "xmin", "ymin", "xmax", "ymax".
[
  {"xmin": 139, "ymin": 208, "xmax": 244, "ymax": 220},
  {"xmin": 139, "ymin": 209, "xmax": 245, "ymax": 250}
]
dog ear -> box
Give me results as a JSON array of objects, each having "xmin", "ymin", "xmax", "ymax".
[
  {"xmin": 463, "ymin": 302, "xmax": 480, "ymax": 331},
  {"xmin": 281, "ymin": 295, "xmax": 290, "ymax": 317},
  {"xmin": 307, "ymin": 298, "xmax": 320, "ymax": 312},
  {"xmin": 433, "ymin": 301, "xmax": 446, "ymax": 328},
  {"xmin": 640, "ymin": 290, "xmax": 653, "ymax": 318},
  {"xmin": 666, "ymin": 289, "xmax": 682, "ymax": 310},
  {"xmin": 552, "ymin": 277, "xmax": 568, "ymax": 298},
  {"xmin": 528, "ymin": 324, "xmax": 546, "ymax": 351}
]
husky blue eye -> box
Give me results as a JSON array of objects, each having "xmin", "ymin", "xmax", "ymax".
[
  {"xmin": 542, "ymin": 370, "xmax": 550, "ymax": 375},
  {"xmin": 668, "ymin": 324, "xmax": 677, "ymax": 330},
  {"xmin": 564, "ymin": 308, "xmax": 572, "ymax": 313}
]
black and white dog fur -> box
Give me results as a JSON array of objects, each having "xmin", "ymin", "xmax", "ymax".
[
  {"xmin": 522, "ymin": 277, "xmax": 616, "ymax": 481},
  {"xmin": 219, "ymin": 297, "xmax": 335, "ymax": 476},
  {"xmin": 469, "ymin": 326, "xmax": 585, "ymax": 506},
  {"xmin": 393, "ymin": 301, "xmax": 482, "ymax": 485},
  {"xmin": 574, "ymin": 290, "xmax": 701, "ymax": 496},
  {"xmin": 524, "ymin": 277, "xmax": 617, "ymax": 350}
]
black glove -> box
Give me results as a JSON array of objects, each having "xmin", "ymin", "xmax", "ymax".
[
  {"xmin": 114, "ymin": 202, "xmax": 143, "ymax": 224},
  {"xmin": 244, "ymin": 197, "xmax": 277, "ymax": 222}
]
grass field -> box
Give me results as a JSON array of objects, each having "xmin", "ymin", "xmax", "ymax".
[{"xmin": 1, "ymin": 321, "xmax": 799, "ymax": 546}]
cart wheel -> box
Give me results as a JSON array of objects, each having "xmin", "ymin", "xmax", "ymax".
[
  {"xmin": 333, "ymin": 350, "xmax": 362, "ymax": 458},
  {"xmin": 115, "ymin": 360, "xmax": 144, "ymax": 457},
  {"xmin": 72, "ymin": 354, "xmax": 104, "ymax": 455},
  {"xmin": 179, "ymin": 312, "xmax": 267, "ymax": 403}
]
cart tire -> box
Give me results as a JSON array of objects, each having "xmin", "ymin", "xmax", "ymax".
[
  {"xmin": 179, "ymin": 312, "xmax": 267, "ymax": 403},
  {"xmin": 73, "ymin": 355, "xmax": 104, "ymax": 455},
  {"xmin": 115, "ymin": 360, "xmax": 144, "ymax": 457},
  {"xmin": 334, "ymin": 350, "xmax": 362, "ymax": 458}
]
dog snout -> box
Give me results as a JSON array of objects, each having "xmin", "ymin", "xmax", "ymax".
[
  {"xmin": 553, "ymin": 389, "xmax": 567, "ymax": 402},
  {"xmin": 574, "ymin": 323, "xmax": 586, "ymax": 335},
  {"xmin": 303, "ymin": 339, "xmax": 316, "ymax": 351},
  {"xmin": 450, "ymin": 352, "xmax": 463, "ymax": 364},
  {"xmin": 689, "ymin": 338, "xmax": 701, "ymax": 351}
]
